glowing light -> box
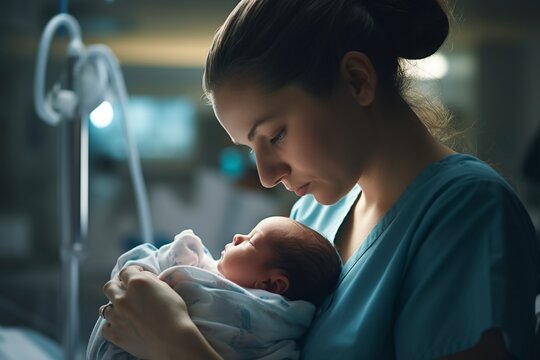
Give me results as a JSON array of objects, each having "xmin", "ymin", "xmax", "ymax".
[
  {"xmin": 89, "ymin": 101, "xmax": 114, "ymax": 128},
  {"xmin": 404, "ymin": 53, "xmax": 449, "ymax": 80},
  {"xmin": 220, "ymin": 147, "xmax": 245, "ymax": 179}
]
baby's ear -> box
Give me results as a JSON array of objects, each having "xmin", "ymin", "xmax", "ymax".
[
  {"xmin": 255, "ymin": 270, "xmax": 290, "ymax": 294},
  {"xmin": 262, "ymin": 270, "xmax": 289, "ymax": 295}
]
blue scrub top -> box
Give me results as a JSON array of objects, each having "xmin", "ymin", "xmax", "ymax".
[{"xmin": 291, "ymin": 154, "xmax": 540, "ymax": 359}]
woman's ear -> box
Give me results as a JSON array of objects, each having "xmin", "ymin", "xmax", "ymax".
[
  {"xmin": 340, "ymin": 51, "xmax": 377, "ymax": 107},
  {"xmin": 255, "ymin": 271, "xmax": 289, "ymax": 295}
]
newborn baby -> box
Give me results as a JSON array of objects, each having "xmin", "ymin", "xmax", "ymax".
[{"xmin": 87, "ymin": 216, "xmax": 342, "ymax": 360}]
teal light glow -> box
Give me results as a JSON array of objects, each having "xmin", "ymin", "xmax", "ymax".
[{"xmin": 219, "ymin": 147, "xmax": 246, "ymax": 179}]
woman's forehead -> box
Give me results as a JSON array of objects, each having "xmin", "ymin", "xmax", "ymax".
[
  {"xmin": 212, "ymin": 87, "xmax": 285, "ymax": 144},
  {"xmin": 213, "ymin": 84, "xmax": 310, "ymax": 130},
  {"xmin": 212, "ymin": 85, "xmax": 268, "ymax": 133},
  {"xmin": 213, "ymin": 84, "xmax": 309, "ymax": 117},
  {"xmin": 213, "ymin": 82, "xmax": 267, "ymax": 106}
]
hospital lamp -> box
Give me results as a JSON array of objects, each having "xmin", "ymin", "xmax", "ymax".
[{"xmin": 34, "ymin": 13, "xmax": 154, "ymax": 359}]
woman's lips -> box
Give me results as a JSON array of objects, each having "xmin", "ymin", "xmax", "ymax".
[{"xmin": 292, "ymin": 183, "xmax": 309, "ymax": 196}]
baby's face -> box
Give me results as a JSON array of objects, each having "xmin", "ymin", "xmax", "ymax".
[{"xmin": 217, "ymin": 216, "xmax": 298, "ymax": 288}]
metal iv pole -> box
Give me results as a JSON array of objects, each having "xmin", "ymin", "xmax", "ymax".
[
  {"xmin": 34, "ymin": 13, "xmax": 154, "ymax": 359},
  {"xmin": 34, "ymin": 14, "xmax": 86, "ymax": 360}
]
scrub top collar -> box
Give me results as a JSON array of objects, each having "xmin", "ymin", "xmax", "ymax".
[{"xmin": 338, "ymin": 153, "xmax": 467, "ymax": 285}]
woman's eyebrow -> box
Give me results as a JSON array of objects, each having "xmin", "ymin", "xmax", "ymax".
[
  {"xmin": 229, "ymin": 115, "xmax": 274, "ymax": 145},
  {"xmin": 247, "ymin": 114, "xmax": 278, "ymax": 142}
]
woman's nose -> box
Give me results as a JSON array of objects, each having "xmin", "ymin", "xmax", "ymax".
[{"xmin": 255, "ymin": 152, "xmax": 289, "ymax": 188}]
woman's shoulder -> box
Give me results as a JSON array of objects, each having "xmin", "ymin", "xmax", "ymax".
[
  {"xmin": 410, "ymin": 154, "xmax": 537, "ymax": 240},
  {"xmin": 398, "ymin": 153, "xmax": 519, "ymax": 207},
  {"xmin": 426, "ymin": 153, "xmax": 523, "ymax": 203},
  {"xmin": 394, "ymin": 153, "xmax": 533, "ymax": 226},
  {"xmin": 426, "ymin": 153, "xmax": 508, "ymax": 185}
]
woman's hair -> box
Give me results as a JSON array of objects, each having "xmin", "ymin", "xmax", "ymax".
[
  {"xmin": 265, "ymin": 221, "xmax": 341, "ymax": 307},
  {"xmin": 204, "ymin": 0, "xmax": 448, "ymax": 95},
  {"xmin": 203, "ymin": 0, "xmax": 461, "ymax": 147}
]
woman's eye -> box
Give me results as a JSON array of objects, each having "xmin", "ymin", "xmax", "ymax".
[{"xmin": 270, "ymin": 129, "xmax": 285, "ymax": 145}]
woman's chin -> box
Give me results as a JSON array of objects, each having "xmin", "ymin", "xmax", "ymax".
[
  {"xmin": 312, "ymin": 192, "xmax": 339, "ymax": 206},
  {"xmin": 312, "ymin": 187, "xmax": 351, "ymax": 206}
]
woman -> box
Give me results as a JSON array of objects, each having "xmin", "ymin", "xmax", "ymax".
[{"xmin": 100, "ymin": 0, "xmax": 540, "ymax": 358}]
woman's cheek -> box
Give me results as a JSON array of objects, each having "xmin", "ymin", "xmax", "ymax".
[{"xmin": 292, "ymin": 141, "xmax": 320, "ymax": 168}]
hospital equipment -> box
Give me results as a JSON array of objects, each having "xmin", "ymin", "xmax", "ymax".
[{"xmin": 33, "ymin": 13, "xmax": 154, "ymax": 359}]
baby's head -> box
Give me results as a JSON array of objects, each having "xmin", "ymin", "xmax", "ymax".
[{"xmin": 217, "ymin": 216, "xmax": 341, "ymax": 306}]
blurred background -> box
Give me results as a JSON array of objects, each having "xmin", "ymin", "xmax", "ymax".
[{"xmin": 0, "ymin": 0, "xmax": 539, "ymax": 358}]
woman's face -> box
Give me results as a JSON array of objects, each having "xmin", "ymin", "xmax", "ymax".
[{"xmin": 212, "ymin": 81, "xmax": 374, "ymax": 205}]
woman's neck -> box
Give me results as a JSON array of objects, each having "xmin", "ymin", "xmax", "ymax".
[{"xmin": 356, "ymin": 95, "xmax": 455, "ymax": 214}]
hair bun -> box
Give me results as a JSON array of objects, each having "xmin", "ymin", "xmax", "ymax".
[{"xmin": 363, "ymin": 0, "xmax": 449, "ymax": 59}]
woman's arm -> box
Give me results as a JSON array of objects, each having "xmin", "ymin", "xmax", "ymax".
[{"xmin": 101, "ymin": 265, "xmax": 223, "ymax": 360}]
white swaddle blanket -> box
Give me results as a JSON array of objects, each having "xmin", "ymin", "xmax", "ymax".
[{"xmin": 87, "ymin": 230, "xmax": 315, "ymax": 360}]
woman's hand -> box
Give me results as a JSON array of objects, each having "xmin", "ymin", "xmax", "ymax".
[{"xmin": 100, "ymin": 265, "xmax": 196, "ymax": 359}]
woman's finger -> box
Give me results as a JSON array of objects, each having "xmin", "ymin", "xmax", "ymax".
[
  {"xmin": 101, "ymin": 307, "xmax": 129, "ymax": 346},
  {"xmin": 98, "ymin": 302, "xmax": 113, "ymax": 319},
  {"xmin": 103, "ymin": 278, "xmax": 125, "ymax": 302},
  {"xmin": 118, "ymin": 265, "xmax": 144, "ymax": 283},
  {"xmin": 98, "ymin": 266, "xmax": 197, "ymax": 359},
  {"xmin": 100, "ymin": 320, "xmax": 117, "ymax": 343}
]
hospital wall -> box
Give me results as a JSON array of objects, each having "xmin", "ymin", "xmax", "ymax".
[{"xmin": 0, "ymin": 0, "xmax": 539, "ymax": 357}]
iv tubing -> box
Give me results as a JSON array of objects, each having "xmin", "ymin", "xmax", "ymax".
[
  {"xmin": 78, "ymin": 45, "xmax": 154, "ymax": 245},
  {"xmin": 34, "ymin": 14, "xmax": 83, "ymax": 126}
]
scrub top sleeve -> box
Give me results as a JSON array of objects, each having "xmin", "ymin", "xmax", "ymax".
[{"xmin": 395, "ymin": 180, "xmax": 539, "ymax": 360}]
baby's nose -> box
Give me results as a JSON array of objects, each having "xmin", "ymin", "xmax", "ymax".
[{"xmin": 232, "ymin": 234, "xmax": 243, "ymax": 245}]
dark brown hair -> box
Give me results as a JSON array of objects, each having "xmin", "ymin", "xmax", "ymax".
[
  {"xmin": 204, "ymin": 0, "xmax": 449, "ymax": 96},
  {"xmin": 265, "ymin": 221, "xmax": 341, "ymax": 307}
]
